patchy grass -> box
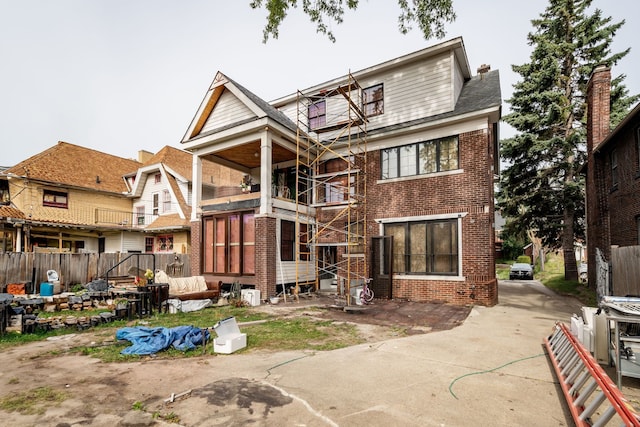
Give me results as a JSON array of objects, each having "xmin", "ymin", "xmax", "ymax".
[
  {"xmin": 0, "ymin": 386, "xmax": 67, "ymax": 415},
  {"xmin": 1, "ymin": 303, "xmax": 364, "ymax": 362},
  {"xmin": 536, "ymin": 253, "xmax": 597, "ymax": 306}
]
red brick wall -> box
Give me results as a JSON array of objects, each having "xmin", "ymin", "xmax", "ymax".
[
  {"xmin": 586, "ymin": 66, "xmax": 612, "ymax": 285},
  {"xmin": 255, "ymin": 215, "xmax": 277, "ymax": 297},
  {"xmin": 190, "ymin": 219, "xmax": 201, "ymax": 277},
  {"xmin": 364, "ymin": 129, "xmax": 497, "ymax": 306}
]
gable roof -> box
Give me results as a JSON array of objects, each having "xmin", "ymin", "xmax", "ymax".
[
  {"xmin": 181, "ymin": 72, "xmax": 297, "ymax": 144},
  {"xmin": 5, "ymin": 141, "xmax": 141, "ymax": 194}
]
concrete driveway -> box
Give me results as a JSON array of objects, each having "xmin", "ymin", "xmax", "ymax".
[{"xmin": 166, "ymin": 280, "xmax": 601, "ymax": 426}]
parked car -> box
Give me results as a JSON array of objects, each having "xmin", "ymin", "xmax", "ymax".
[{"xmin": 509, "ymin": 263, "xmax": 534, "ymax": 280}]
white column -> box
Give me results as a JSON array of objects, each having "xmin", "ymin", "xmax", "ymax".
[
  {"xmin": 260, "ymin": 128, "xmax": 273, "ymax": 215},
  {"xmin": 191, "ymin": 153, "xmax": 203, "ymax": 222}
]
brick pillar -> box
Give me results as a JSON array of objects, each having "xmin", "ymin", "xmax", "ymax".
[
  {"xmin": 255, "ymin": 215, "xmax": 276, "ymax": 298},
  {"xmin": 190, "ymin": 220, "xmax": 201, "ymax": 275},
  {"xmin": 586, "ymin": 65, "xmax": 611, "ymax": 285}
]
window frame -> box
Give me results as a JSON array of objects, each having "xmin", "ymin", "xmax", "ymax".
[
  {"xmin": 384, "ymin": 218, "xmax": 459, "ymax": 276},
  {"xmin": 156, "ymin": 234, "xmax": 174, "ymax": 252},
  {"xmin": 363, "ymin": 83, "xmax": 384, "ymax": 117},
  {"xmin": 611, "ymin": 148, "xmax": 618, "ymax": 189},
  {"xmin": 136, "ymin": 206, "xmax": 145, "ymax": 225},
  {"xmin": 381, "ymin": 136, "xmax": 460, "ymax": 180},
  {"xmin": 152, "ymin": 193, "xmax": 159, "ymax": 215},
  {"xmin": 280, "ymin": 220, "xmax": 295, "ymax": 261},
  {"xmin": 43, "ymin": 189, "xmax": 68, "ymax": 209},
  {"xmin": 308, "ymin": 100, "xmax": 326, "ymax": 130},
  {"xmin": 162, "ymin": 190, "xmax": 171, "ymax": 213}
]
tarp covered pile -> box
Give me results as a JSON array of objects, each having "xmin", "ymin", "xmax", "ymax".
[{"xmin": 116, "ymin": 325, "xmax": 209, "ymax": 355}]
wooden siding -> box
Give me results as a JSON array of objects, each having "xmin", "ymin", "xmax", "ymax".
[
  {"xmin": 0, "ymin": 253, "xmax": 192, "ymax": 290},
  {"xmin": 201, "ymin": 89, "xmax": 255, "ymax": 134},
  {"xmin": 611, "ymin": 246, "xmax": 640, "ymax": 297}
]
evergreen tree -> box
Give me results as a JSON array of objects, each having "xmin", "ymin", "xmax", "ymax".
[{"xmin": 498, "ymin": 0, "xmax": 637, "ymax": 281}]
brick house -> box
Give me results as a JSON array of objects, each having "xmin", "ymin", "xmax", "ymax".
[
  {"xmin": 182, "ymin": 37, "xmax": 501, "ymax": 306},
  {"xmin": 586, "ymin": 65, "xmax": 640, "ymax": 286}
]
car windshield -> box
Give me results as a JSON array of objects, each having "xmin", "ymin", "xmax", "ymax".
[{"xmin": 512, "ymin": 263, "xmax": 531, "ymax": 269}]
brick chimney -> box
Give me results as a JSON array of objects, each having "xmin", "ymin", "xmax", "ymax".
[
  {"xmin": 477, "ymin": 64, "xmax": 490, "ymax": 79},
  {"xmin": 586, "ymin": 65, "xmax": 611, "ymax": 153}
]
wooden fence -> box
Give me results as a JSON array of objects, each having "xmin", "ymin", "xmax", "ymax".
[
  {"xmin": 611, "ymin": 246, "xmax": 640, "ymax": 297},
  {"xmin": 0, "ymin": 253, "xmax": 191, "ymax": 292}
]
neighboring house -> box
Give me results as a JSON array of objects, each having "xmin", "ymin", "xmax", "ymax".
[
  {"xmin": 1, "ymin": 141, "xmax": 142, "ymax": 253},
  {"xmin": 585, "ymin": 65, "xmax": 640, "ymax": 285},
  {"xmin": 125, "ymin": 145, "xmax": 244, "ymax": 255},
  {"xmin": 182, "ymin": 37, "xmax": 501, "ymax": 306}
]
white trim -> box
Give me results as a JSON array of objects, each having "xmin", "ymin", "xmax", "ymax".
[
  {"xmin": 376, "ymin": 169, "xmax": 463, "ymax": 185},
  {"xmin": 377, "ymin": 213, "xmax": 465, "ymax": 278},
  {"xmin": 394, "ymin": 274, "xmax": 465, "ymax": 282},
  {"xmin": 376, "ymin": 212, "xmax": 467, "ymax": 223}
]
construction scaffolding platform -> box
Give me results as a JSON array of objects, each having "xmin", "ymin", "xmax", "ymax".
[{"xmin": 294, "ymin": 72, "xmax": 369, "ymax": 305}]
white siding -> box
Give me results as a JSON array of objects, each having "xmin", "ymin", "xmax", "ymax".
[
  {"xmin": 277, "ymin": 52, "xmax": 453, "ymax": 139},
  {"xmin": 104, "ymin": 234, "xmax": 123, "ymax": 253},
  {"xmin": 453, "ymin": 54, "xmax": 465, "ymax": 105},
  {"xmin": 123, "ymin": 232, "xmax": 145, "ymax": 253},
  {"xmin": 202, "ymin": 90, "xmax": 255, "ymax": 134},
  {"xmin": 275, "ymin": 216, "xmax": 315, "ymax": 285}
]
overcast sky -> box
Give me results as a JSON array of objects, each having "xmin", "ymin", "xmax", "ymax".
[{"xmin": 1, "ymin": 0, "xmax": 638, "ymax": 167}]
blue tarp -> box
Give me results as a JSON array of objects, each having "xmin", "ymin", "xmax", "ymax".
[{"xmin": 116, "ymin": 326, "xmax": 210, "ymax": 355}]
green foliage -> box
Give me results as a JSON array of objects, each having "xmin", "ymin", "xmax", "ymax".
[
  {"xmin": 500, "ymin": 226, "xmax": 529, "ymax": 260},
  {"xmin": 516, "ymin": 255, "xmax": 531, "ymax": 264},
  {"xmin": 249, "ymin": 0, "xmax": 455, "ymax": 42},
  {"xmin": 498, "ymin": 0, "xmax": 637, "ymax": 279},
  {"xmin": 538, "ymin": 252, "xmax": 596, "ymax": 306}
]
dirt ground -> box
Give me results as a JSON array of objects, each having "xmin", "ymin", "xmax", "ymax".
[{"xmin": 0, "ymin": 295, "xmax": 471, "ymax": 426}]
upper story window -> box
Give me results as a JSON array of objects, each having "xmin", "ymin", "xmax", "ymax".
[
  {"xmin": 154, "ymin": 173, "xmax": 161, "ymax": 184},
  {"xmin": 381, "ymin": 136, "xmax": 459, "ymax": 179},
  {"xmin": 162, "ymin": 190, "xmax": 171, "ymax": 212},
  {"xmin": 43, "ymin": 189, "xmax": 68, "ymax": 209},
  {"xmin": 152, "ymin": 193, "xmax": 159, "ymax": 215},
  {"xmin": 363, "ymin": 83, "xmax": 384, "ymax": 117},
  {"xmin": 611, "ymin": 148, "xmax": 618, "ymax": 189},
  {"xmin": 309, "ymin": 100, "xmax": 326, "ymax": 130},
  {"xmin": 136, "ymin": 206, "xmax": 145, "ymax": 225}
]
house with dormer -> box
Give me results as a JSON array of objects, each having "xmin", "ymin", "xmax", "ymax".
[
  {"xmin": 125, "ymin": 145, "xmax": 243, "ymax": 255},
  {"xmin": 181, "ymin": 37, "xmax": 501, "ymax": 306},
  {"xmin": 0, "ymin": 142, "xmax": 242, "ymax": 255}
]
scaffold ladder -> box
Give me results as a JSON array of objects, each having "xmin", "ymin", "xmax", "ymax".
[{"xmin": 544, "ymin": 322, "xmax": 640, "ymax": 426}]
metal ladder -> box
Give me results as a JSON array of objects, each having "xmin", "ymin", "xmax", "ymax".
[{"xmin": 544, "ymin": 322, "xmax": 640, "ymax": 426}]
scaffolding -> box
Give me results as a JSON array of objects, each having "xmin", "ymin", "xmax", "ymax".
[{"xmin": 295, "ymin": 72, "xmax": 368, "ymax": 305}]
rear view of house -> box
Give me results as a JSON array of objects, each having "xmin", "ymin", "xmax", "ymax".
[{"xmin": 182, "ymin": 37, "xmax": 501, "ymax": 306}]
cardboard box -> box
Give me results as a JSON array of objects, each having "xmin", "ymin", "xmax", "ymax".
[{"xmin": 213, "ymin": 316, "xmax": 247, "ymax": 354}]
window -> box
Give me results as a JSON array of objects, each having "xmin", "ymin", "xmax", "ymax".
[
  {"xmin": 136, "ymin": 206, "xmax": 145, "ymax": 225},
  {"xmin": 145, "ymin": 237, "xmax": 154, "ymax": 253},
  {"xmin": 611, "ymin": 149, "xmax": 618, "ymax": 188},
  {"xmin": 363, "ymin": 83, "xmax": 384, "ymax": 117},
  {"xmin": 384, "ymin": 219, "xmax": 458, "ymax": 275},
  {"xmin": 203, "ymin": 213, "xmax": 255, "ymax": 275},
  {"xmin": 152, "ymin": 193, "xmax": 159, "ymax": 215},
  {"xmin": 309, "ymin": 100, "xmax": 326, "ymax": 130},
  {"xmin": 381, "ymin": 136, "xmax": 459, "ymax": 179},
  {"xmin": 154, "ymin": 173, "xmax": 161, "ymax": 184},
  {"xmin": 281, "ymin": 220, "xmax": 295, "ymax": 261},
  {"xmin": 156, "ymin": 235, "xmax": 173, "ymax": 252},
  {"xmin": 43, "ymin": 190, "xmax": 68, "ymax": 208},
  {"xmin": 162, "ymin": 190, "xmax": 171, "ymax": 213}
]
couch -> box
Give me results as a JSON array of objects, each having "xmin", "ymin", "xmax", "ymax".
[{"xmin": 154, "ymin": 270, "xmax": 220, "ymax": 301}]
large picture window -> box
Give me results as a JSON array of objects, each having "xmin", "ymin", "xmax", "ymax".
[
  {"xmin": 381, "ymin": 136, "xmax": 459, "ymax": 179},
  {"xmin": 203, "ymin": 212, "xmax": 255, "ymax": 275},
  {"xmin": 384, "ymin": 219, "xmax": 458, "ymax": 275}
]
